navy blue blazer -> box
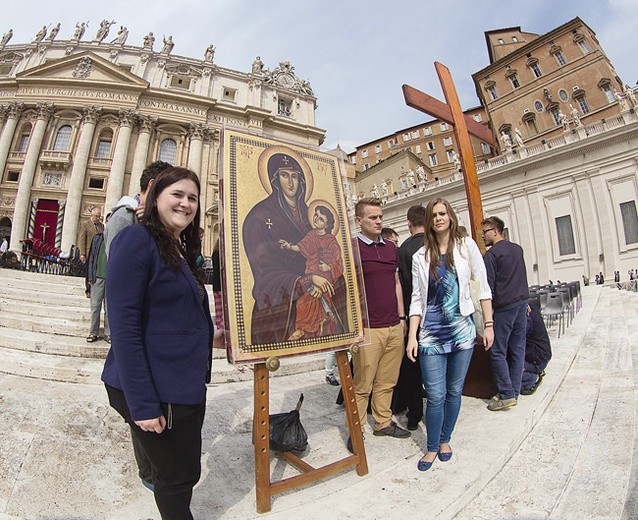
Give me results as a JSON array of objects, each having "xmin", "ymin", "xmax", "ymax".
[{"xmin": 101, "ymin": 224, "xmax": 214, "ymax": 422}]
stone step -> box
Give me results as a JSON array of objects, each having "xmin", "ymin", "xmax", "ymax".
[
  {"xmin": 0, "ymin": 326, "xmax": 110, "ymax": 358},
  {"xmin": 619, "ymin": 290, "xmax": 638, "ymax": 520},
  {"xmin": 0, "ymin": 267, "xmax": 86, "ymax": 286},
  {"xmin": 454, "ymin": 288, "xmax": 633, "ymax": 520},
  {"xmin": 2, "ymin": 284, "xmax": 89, "ymax": 306},
  {"xmin": 3, "ymin": 274, "xmax": 86, "ymax": 295},
  {"xmin": 1, "ymin": 313, "xmax": 90, "ymax": 336},
  {"xmin": 0, "ymin": 338, "xmax": 325, "ymax": 385},
  {"xmin": 0, "ymin": 297, "xmax": 90, "ymax": 320}
]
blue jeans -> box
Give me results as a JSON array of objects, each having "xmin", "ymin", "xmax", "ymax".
[
  {"xmin": 419, "ymin": 347, "xmax": 474, "ymax": 453},
  {"xmin": 490, "ymin": 302, "xmax": 527, "ymax": 399}
]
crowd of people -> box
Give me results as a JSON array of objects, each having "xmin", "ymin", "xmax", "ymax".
[{"xmin": 71, "ymin": 157, "xmax": 553, "ymax": 518}]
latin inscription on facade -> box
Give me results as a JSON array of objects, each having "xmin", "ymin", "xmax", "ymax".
[
  {"xmin": 139, "ymin": 99, "xmax": 207, "ymax": 116},
  {"xmin": 18, "ymin": 87, "xmax": 138, "ymax": 101}
]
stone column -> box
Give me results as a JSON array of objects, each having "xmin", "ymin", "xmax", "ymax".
[
  {"xmin": 0, "ymin": 102, "xmax": 25, "ymax": 177},
  {"xmin": 60, "ymin": 106, "xmax": 102, "ymax": 252},
  {"xmin": 187, "ymin": 123, "xmax": 208, "ymax": 176},
  {"xmin": 104, "ymin": 109, "xmax": 135, "ymax": 212},
  {"xmin": 10, "ymin": 102, "xmax": 54, "ymax": 252},
  {"xmin": 129, "ymin": 115, "xmax": 156, "ymax": 196}
]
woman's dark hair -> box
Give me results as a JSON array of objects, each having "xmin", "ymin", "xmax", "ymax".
[
  {"xmin": 423, "ymin": 197, "xmax": 463, "ymax": 279},
  {"xmin": 142, "ymin": 167, "xmax": 204, "ymax": 284}
]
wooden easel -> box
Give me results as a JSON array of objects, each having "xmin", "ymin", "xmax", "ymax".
[{"xmin": 253, "ymin": 350, "xmax": 368, "ymax": 513}]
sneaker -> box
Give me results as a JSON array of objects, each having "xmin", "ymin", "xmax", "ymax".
[
  {"xmin": 487, "ymin": 397, "xmax": 518, "ymax": 411},
  {"xmin": 373, "ymin": 422, "xmax": 411, "ymax": 438},
  {"xmin": 521, "ymin": 371, "xmax": 545, "ymax": 395},
  {"xmin": 407, "ymin": 421, "xmax": 420, "ymax": 431},
  {"xmin": 325, "ymin": 374, "xmax": 339, "ymax": 386},
  {"xmin": 104, "ymin": 335, "xmax": 111, "ymax": 344}
]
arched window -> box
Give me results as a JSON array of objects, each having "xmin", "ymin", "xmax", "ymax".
[
  {"xmin": 14, "ymin": 123, "xmax": 31, "ymax": 152},
  {"xmin": 95, "ymin": 130, "xmax": 113, "ymax": 158},
  {"xmin": 53, "ymin": 125, "xmax": 73, "ymax": 151},
  {"xmin": 159, "ymin": 138, "xmax": 177, "ymax": 164}
]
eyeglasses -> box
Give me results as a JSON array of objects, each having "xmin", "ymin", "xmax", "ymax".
[{"xmin": 481, "ymin": 228, "xmax": 495, "ymax": 236}]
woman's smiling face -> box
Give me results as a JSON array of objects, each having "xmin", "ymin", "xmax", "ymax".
[{"xmin": 156, "ymin": 178, "xmax": 199, "ymax": 238}]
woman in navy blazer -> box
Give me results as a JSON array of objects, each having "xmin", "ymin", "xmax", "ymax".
[{"xmin": 102, "ymin": 167, "xmax": 214, "ymax": 520}]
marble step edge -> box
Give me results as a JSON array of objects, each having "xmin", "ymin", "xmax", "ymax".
[
  {"xmin": 0, "ymin": 343, "xmax": 326, "ymax": 385},
  {"xmin": 440, "ymin": 287, "xmax": 605, "ymax": 520}
]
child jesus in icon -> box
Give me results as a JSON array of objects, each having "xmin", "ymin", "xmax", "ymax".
[{"xmin": 279, "ymin": 204, "xmax": 345, "ymax": 340}]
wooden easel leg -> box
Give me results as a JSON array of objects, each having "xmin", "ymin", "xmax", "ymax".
[
  {"xmin": 336, "ymin": 350, "xmax": 368, "ymax": 476},
  {"xmin": 254, "ymin": 363, "xmax": 271, "ymax": 513}
]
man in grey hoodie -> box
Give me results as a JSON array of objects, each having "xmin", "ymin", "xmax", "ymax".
[
  {"xmin": 104, "ymin": 161, "xmax": 171, "ymax": 254},
  {"xmin": 102, "ymin": 160, "xmax": 171, "ymax": 492}
]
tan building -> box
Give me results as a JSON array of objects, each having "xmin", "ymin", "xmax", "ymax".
[
  {"xmin": 472, "ymin": 17, "xmax": 628, "ymax": 151},
  {"xmin": 348, "ymin": 106, "xmax": 493, "ymax": 179},
  {"xmin": 0, "ymin": 24, "xmax": 323, "ymax": 256},
  {"xmin": 348, "ymin": 16, "xmax": 638, "ymax": 282}
]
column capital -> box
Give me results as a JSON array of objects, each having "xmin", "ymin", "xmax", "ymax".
[
  {"xmin": 35, "ymin": 101, "xmax": 55, "ymax": 120},
  {"xmin": 118, "ymin": 108, "xmax": 136, "ymax": 126},
  {"xmin": 188, "ymin": 122, "xmax": 210, "ymax": 141},
  {"xmin": 6, "ymin": 101, "xmax": 25, "ymax": 119},
  {"xmin": 136, "ymin": 113, "xmax": 158, "ymax": 134},
  {"xmin": 82, "ymin": 105, "xmax": 103, "ymax": 124}
]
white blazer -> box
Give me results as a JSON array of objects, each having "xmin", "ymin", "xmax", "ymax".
[{"xmin": 409, "ymin": 237, "xmax": 492, "ymax": 323}]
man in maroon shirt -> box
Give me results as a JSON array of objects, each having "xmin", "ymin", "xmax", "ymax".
[{"xmin": 349, "ymin": 198, "xmax": 410, "ymax": 452}]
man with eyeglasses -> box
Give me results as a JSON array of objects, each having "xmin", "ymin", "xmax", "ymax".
[{"xmin": 481, "ymin": 217, "xmax": 529, "ymax": 411}]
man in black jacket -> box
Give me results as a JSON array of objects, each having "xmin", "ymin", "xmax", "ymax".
[
  {"xmin": 521, "ymin": 304, "xmax": 552, "ymax": 395},
  {"xmin": 392, "ymin": 205, "xmax": 426, "ymax": 430}
]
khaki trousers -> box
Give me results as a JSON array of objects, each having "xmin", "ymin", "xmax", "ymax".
[{"xmin": 353, "ymin": 323, "xmax": 404, "ymax": 431}]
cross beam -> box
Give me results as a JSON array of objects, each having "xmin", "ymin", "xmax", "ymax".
[
  {"xmin": 402, "ymin": 61, "xmax": 487, "ymax": 249},
  {"xmin": 401, "ymin": 85, "xmax": 494, "ymax": 146}
]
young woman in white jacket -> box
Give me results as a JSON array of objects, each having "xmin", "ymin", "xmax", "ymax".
[{"xmin": 406, "ymin": 198, "xmax": 494, "ymax": 471}]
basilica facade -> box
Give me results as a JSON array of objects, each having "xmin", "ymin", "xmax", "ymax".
[{"xmin": 0, "ymin": 23, "xmax": 323, "ymax": 255}]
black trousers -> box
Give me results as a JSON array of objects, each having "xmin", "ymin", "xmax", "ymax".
[
  {"xmin": 391, "ymin": 351, "xmax": 424, "ymax": 425},
  {"xmin": 106, "ymin": 385, "xmax": 206, "ymax": 520}
]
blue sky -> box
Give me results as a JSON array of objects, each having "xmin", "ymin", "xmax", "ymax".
[{"xmin": 4, "ymin": 1, "xmax": 636, "ymax": 152}]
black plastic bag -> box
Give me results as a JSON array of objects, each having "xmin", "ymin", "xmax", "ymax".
[{"xmin": 269, "ymin": 393, "xmax": 308, "ymax": 452}]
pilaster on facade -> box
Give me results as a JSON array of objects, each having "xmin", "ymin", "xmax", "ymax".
[{"xmin": 9, "ymin": 102, "xmax": 55, "ymax": 252}]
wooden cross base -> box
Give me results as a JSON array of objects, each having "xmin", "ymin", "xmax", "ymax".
[{"xmin": 253, "ymin": 350, "xmax": 368, "ymax": 513}]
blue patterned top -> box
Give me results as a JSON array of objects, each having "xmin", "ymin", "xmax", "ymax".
[{"xmin": 419, "ymin": 255, "xmax": 475, "ymax": 355}]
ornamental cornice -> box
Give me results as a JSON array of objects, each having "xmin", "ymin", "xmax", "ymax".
[
  {"xmin": 82, "ymin": 105, "xmax": 103, "ymax": 124},
  {"xmin": 188, "ymin": 122, "xmax": 210, "ymax": 141},
  {"xmin": 136, "ymin": 113, "xmax": 158, "ymax": 133},
  {"xmin": 35, "ymin": 101, "xmax": 55, "ymax": 119},
  {"xmin": 6, "ymin": 101, "xmax": 24, "ymax": 118},
  {"xmin": 118, "ymin": 108, "xmax": 136, "ymax": 126}
]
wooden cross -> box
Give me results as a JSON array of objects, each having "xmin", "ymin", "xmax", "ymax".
[{"xmin": 403, "ymin": 62, "xmax": 490, "ymax": 251}]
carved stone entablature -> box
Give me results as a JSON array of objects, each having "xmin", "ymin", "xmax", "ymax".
[
  {"xmin": 166, "ymin": 63, "xmax": 203, "ymax": 81},
  {"xmin": 82, "ymin": 106, "xmax": 103, "ymax": 125},
  {"xmin": 36, "ymin": 102, "xmax": 55, "ymax": 120},
  {"xmin": 140, "ymin": 53, "xmax": 151, "ymax": 64},
  {"xmin": 109, "ymin": 49, "xmax": 119, "ymax": 61},
  {"xmin": 101, "ymin": 114, "xmax": 119, "ymax": 126},
  {"xmin": 42, "ymin": 171, "xmax": 64, "ymax": 186},
  {"xmin": 65, "ymin": 45, "xmax": 75, "ymax": 56},
  {"xmin": 118, "ymin": 108, "xmax": 136, "ymax": 126},
  {"xmin": 248, "ymin": 79, "xmax": 262, "ymax": 90},
  {"xmin": 0, "ymin": 197, "xmax": 15, "ymax": 207},
  {"xmin": 202, "ymin": 67, "xmax": 212, "ymax": 78},
  {"xmin": 72, "ymin": 57, "xmax": 93, "ymax": 79},
  {"xmin": 6, "ymin": 101, "xmax": 24, "ymax": 119},
  {"xmin": 188, "ymin": 122, "xmax": 210, "ymax": 141},
  {"xmin": 136, "ymin": 114, "xmax": 158, "ymax": 134},
  {"xmin": 157, "ymin": 59, "xmax": 166, "ymax": 69},
  {"xmin": 263, "ymin": 61, "xmax": 314, "ymax": 96},
  {"xmin": 0, "ymin": 51, "xmax": 24, "ymax": 64}
]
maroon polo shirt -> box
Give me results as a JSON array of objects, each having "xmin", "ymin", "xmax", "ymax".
[{"xmin": 357, "ymin": 234, "xmax": 400, "ymax": 328}]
